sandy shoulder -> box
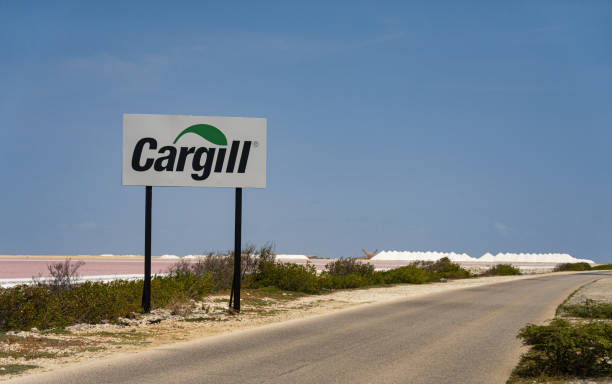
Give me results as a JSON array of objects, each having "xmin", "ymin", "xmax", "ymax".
[{"xmin": 564, "ymin": 276, "xmax": 612, "ymax": 306}]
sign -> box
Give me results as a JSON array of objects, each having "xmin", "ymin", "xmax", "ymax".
[{"xmin": 123, "ymin": 114, "xmax": 266, "ymax": 188}]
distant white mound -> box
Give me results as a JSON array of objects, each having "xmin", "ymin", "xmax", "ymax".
[
  {"xmin": 371, "ymin": 251, "xmax": 476, "ymax": 262},
  {"xmin": 159, "ymin": 255, "xmax": 179, "ymax": 259},
  {"xmin": 478, "ymin": 253, "xmax": 594, "ymax": 264},
  {"xmin": 183, "ymin": 254, "xmax": 205, "ymax": 259},
  {"xmin": 275, "ymin": 254, "xmax": 310, "ymax": 260}
]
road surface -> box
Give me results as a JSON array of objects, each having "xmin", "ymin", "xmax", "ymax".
[{"xmin": 7, "ymin": 272, "xmax": 606, "ymax": 384}]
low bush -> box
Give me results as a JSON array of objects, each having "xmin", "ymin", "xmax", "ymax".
[
  {"xmin": 247, "ymin": 256, "xmax": 472, "ymax": 293},
  {"xmin": 514, "ymin": 319, "xmax": 612, "ymax": 378},
  {"xmin": 592, "ymin": 264, "xmax": 612, "ymax": 270},
  {"xmin": 168, "ymin": 244, "xmax": 268, "ymax": 290},
  {"xmin": 325, "ymin": 258, "xmax": 374, "ymax": 277},
  {"xmin": 1, "ymin": 251, "xmax": 476, "ymax": 330},
  {"xmin": 0, "ymin": 272, "xmax": 213, "ymax": 331},
  {"xmin": 559, "ymin": 299, "xmax": 612, "ymax": 319},
  {"xmin": 151, "ymin": 269, "xmax": 214, "ymax": 307},
  {"xmin": 320, "ymin": 273, "xmax": 375, "ymax": 289},
  {"xmin": 377, "ymin": 265, "xmax": 432, "ymax": 284},
  {"xmin": 170, "ymin": 255, "xmax": 233, "ymax": 291},
  {"xmin": 482, "ymin": 264, "xmax": 521, "ymax": 276},
  {"xmin": 554, "ymin": 262, "xmax": 592, "ymax": 272},
  {"xmin": 38, "ymin": 258, "xmax": 85, "ymax": 292},
  {"xmin": 246, "ymin": 259, "xmax": 321, "ymax": 293},
  {"xmin": 416, "ymin": 257, "xmax": 472, "ymax": 279}
]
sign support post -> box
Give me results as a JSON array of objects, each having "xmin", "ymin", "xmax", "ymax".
[
  {"xmin": 142, "ymin": 185, "xmax": 152, "ymax": 313},
  {"xmin": 232, "ymin": 187, "xmax": 242, "ymax": 312}
]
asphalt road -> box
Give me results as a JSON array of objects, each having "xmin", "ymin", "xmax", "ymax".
[{"xmin": 8, "ymin": 272, "xmax": 607, "ymax": 384}]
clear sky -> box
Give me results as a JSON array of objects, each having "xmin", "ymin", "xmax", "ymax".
[{"xmin": 1, "ymin": 1, "xmax": 611, "ymax": 261}]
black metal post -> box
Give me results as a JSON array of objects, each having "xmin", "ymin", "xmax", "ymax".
[
  {"xmin": 232, "ymin": 187, "xmax": 242, "ymax": 312},
  {"xmin": 142, "ymin": 186, "xmax": 152, "ymax": 313}
]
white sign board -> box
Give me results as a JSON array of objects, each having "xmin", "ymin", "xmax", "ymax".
[{"xmin": 123, "ymin": 114, "xmax": 266, "ymax": 188}]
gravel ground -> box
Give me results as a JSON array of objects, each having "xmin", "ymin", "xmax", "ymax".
[{"xmin": 565, "ymin": 277, "xmax": 612, "ymax": 306}]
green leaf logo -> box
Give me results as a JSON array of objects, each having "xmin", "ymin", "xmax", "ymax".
[{"xmin": 173, "ymin": 124, "xmax": 228, "ymax": 146}]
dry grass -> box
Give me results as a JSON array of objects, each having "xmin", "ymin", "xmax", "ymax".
[
  {"xmin": 0, "ymin": 364, "xmax": 39, "ymax": 376},
  {"xmin": 0, "ymin": 334, "xmax": 95, "ymax": 360}
]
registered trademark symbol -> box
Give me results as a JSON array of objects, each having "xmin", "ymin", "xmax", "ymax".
[{"xmin": 254, "ymin": 141, "xmax": 259, "ymax": 148}]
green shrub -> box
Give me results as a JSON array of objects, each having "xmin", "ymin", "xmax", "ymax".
[
  {"xmin": 321, "ymin": 273, "xmax": 376, "ymax": 289},
  {"xmin": 515, "ymin": 319, "xmax": 612, "ymax": 377},
  {"xmin": 151, "ymin": 270, "xmax": 214, "ymax": 307},
  {"xmin": 559, "ymin": 299, "xmax": 612, "ymax": 319},
  {"xmin": 36, "ymin": 258, "xmax": 85, "ymax": 292},
  {"xmin": 421, "ymin": 257, "xmax": 472, "ymax": 279},
  {"xmin": 169, "ymin": 255, "xmax": 233, "ymax": 291},
  {"xmin": 482, "ymin": 264, "xmax": 521, "ymax": 276},
  {"xmin": 378, "ymin": 265, "xmax": 432, "ymax": 284},
  {"xmin": 592, "ymin": 264, "xmax": 612, "ymax": 270},
  {"xmin": 246, "ymin": 258, "xmax": 321, "ymax": 294},
  {"xmin": 318, "ymin": 258, "xmax": 377, "ymax": 289},
  {"xmin": 245, "ymin": 255, "xmax": 473, "ymax": 293},
  {"xmin": 168, "ymin": 244, "xmax": 264, "ymax": 291},
  {"xmin": 325, "ymin": 258, "xmax": 374, "ymax": 277},
  {"xmin": 554, "ymin": 262, "xmax": 592, "ymax": 272},
  {"xmin": 0, "ymin": 272, "xmax": 213, "ymax": 332}
]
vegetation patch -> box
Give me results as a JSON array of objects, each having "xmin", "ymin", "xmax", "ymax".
[
  {"xmin": 0, "ymin": 364, "xmax": 38, "ymax": 376},
  {"xmin": 0, "ymin": 248, "xmax": 473, "ymax": 333},
  {"xmin": 509, "ymin": 319, "xmax": 612, "ymax": 381},
  {"xmin": 0, "ymin": 334, "xmax": 94, "ymax": 360},
  {"xmin": 241, "ymin": 307, "xmax": 281, "ymax": 316},
  {"xmin": 554, "ymin": 262, "xmax": 592, "ymax": 272},
  {"xmin": 92, "ymin": 331, "xmax": 149, "ymax": 341},
  {"xmin": 592, "ymin": 264, "xmax": 612, "ymax": 271},
  {"xmin": 481, "ymin": 264, "xmax": 521, "ymax": 276},
  {"xmin": 245, "ymin": 256, "xmax": 472, "ymax": 294},
  {"xmin": 247, "ymin": 254, "xmax": 321, "ymax": 293},
  {"xmin": 184, "ymin": 317, "xmax": 228, "ymax": 322},
  {"xmin": 558, "ymin": 299, "xmax": 612, "ymax": 319},
  {"xmin": 41, "ymin": 329, "xmax": 72, "ymax": 335},
  {"xmin": 90, "ymin": 331, "xmax": 150, "ymax": 346},
  {"xmin": 167, "ymin": 245, "xmax": 259, "ymax": 291},
  {"xmin": 245, "ymin": 287, "xmax": 308, "ymax": 302},
  {"xmin": 510, "ymin": 280, "xmax": 612, "ymax": 383},
  {"xmin": 0, "ymin": 260, "xmax": 214, "ymax": 332},
  {"xmin": 552, "ymin": 262, "xmax": 612, "ymax": 272},
  {"xmin": 325, "ymin": 258, "xmax": 375, "ymax": 277}
]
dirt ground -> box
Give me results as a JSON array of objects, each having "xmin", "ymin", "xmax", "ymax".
[
  {"xmin": 564, "ymin": 277, "xmax": 612, "ymax": 306},
  {"xmin": 0, "ymin": 273, "xmax": 574, "ymax": 380}
]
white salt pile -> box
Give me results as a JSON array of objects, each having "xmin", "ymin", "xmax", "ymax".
[
  {"xmin": 159, "ymin": 255, "xmax": 179, "ymax": 259},
  {"xmin": 478, "ymin": 253, "xmax": 594, "ymax": 264},
  {"xmin": 183, "ymin": 255, "xmax": 206, "ymax": 259},
  {"xmin": 371, "ymin": 251, "xmax": 477, "ymax": 262},
  {"xmin": 275, "ymin": 254, "xmax": 310, "ymax": 260}
]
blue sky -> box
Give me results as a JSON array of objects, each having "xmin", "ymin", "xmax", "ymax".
[{"xmin": 1, "ymin": 1, "xmax": 611, "ymax": 261}]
